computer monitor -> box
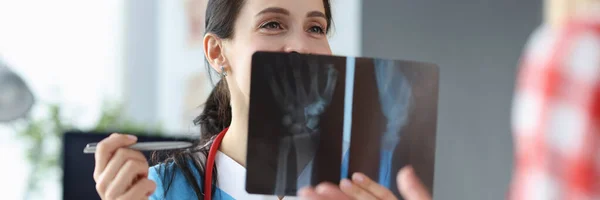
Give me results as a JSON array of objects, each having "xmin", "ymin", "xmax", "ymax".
[{"xmin": 62, "ymin": 131, "xmax": 193, "ymax": 200}]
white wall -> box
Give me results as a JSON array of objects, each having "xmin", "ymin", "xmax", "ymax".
[
  {"xmin": 0, "ymin": 0, "xmax": 124, "ymax": 127},
  {"xmin": 122, "ymin": 0, "xmax": 160, "ymax": 129},
  {"xmin": 329, "ymin": 0, "xmax": 362, "ymax": 57},
  {"xmin": 0, "ymin": 0, "xmax": 124, "ymax": 199},
  {"xmin": 157, "ymin": 0, "xmax": 211, "ymax": 135}
]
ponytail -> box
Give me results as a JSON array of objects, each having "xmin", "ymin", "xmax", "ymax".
[
  {"xmin": 194, "ymin": 78, "xmax": 232, "ymax": 138},
  {"xmin": 154, "ymin": 78, "xmax": 231, "ymax": 199}
]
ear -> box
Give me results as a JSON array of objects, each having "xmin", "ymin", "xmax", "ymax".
[{"xmin": 204, "ymin": 33, "xmax": 227, "ymax": 72}]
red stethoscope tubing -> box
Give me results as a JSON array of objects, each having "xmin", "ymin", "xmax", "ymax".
[{"xmin": 204, "ymin": 127, "xmax": 228, "ymax": 200}]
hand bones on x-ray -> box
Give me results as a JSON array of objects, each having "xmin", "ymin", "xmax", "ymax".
[
  {"xmin": 266, "ymin": 55, "xmax": 339, "ymax": 195},
  {"xmin": 268, "ymin": 58, "xmax": 339, "ymax": 135}
]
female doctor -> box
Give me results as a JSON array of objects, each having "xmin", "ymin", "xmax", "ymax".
[{"xmin": 91, "ymin": 0, "xmax": 432, "ymax": 199}]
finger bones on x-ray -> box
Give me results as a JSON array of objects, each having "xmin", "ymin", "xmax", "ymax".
[{"xmin": 267, "ymin": 57, "xmax": 338, "ymax": 136}]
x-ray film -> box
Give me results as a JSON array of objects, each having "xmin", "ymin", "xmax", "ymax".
[{"xmin": 246, "ymin": 52, "xmax": 439, "ymax": 199}]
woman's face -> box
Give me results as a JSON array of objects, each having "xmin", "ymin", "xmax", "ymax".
[{"xmin": 222, "ymin": 0, "xmax": 332, "ymax": 104}]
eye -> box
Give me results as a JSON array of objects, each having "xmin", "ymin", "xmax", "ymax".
[
  {"xmin": 308, "ymin": 26, "xmax": 325, "ymax": 34},
  {"xmin": 260, "ymin": 21, "xmax": 283, "ymax": 30}
]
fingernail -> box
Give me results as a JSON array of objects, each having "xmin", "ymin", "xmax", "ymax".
[
  {"xmin": 298, "ymin": 187, "xmax": 313, "ymax": 196},
  {"xmin": 315, "ymin": 184, "xmax": 329, "ymax": 194},
  {"xmin": 352, "ymin": 172, "xmax": 365, "ymax": 183},
  {"xmin": 406, "ymin": 166, "xmax": 415, "ymax": 178},
  {"xmin": 340, "ymin": 179, "xmax": 353, "ymax": 189},
  {"xmin": 399, "ymin": 166, "xmax": 414, "ymax": 190},
  {"xmin": 126, "ymin": 134, "xmax": 138, "ymax": 141}
]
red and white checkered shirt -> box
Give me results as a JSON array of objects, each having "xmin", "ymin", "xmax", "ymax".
[{"xmin": 510, "ymin": 17, "xmax": 600, "ymax": 200}]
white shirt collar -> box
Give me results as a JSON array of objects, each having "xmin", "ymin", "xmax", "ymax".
[{"xmin": 215, "ymin": 151, "xmax": 299, "ymax": 200}]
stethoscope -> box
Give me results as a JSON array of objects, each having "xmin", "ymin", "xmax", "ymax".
[{"xmin": 204, "ymin": 127, "xmax": 229, "ymax": 200}]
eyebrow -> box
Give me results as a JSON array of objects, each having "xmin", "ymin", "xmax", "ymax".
[
  {"xmin": 256, "ymin": 7, "xmax": 327, "ymax": 20},
  {"xmin": 306, "ymin": 11, "xmax": 326, "ymax": 19},
  {"xmin": 256, "ymin": 7, "xmax": 290, "ymax": 16}
]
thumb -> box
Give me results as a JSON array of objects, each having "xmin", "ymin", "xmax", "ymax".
[{"xmin": 397, "ymin": 166, "xmax": 432, "ymax": 200}]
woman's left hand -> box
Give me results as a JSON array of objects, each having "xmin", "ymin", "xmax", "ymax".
[{"xmin": 298, "ymin": 166, "xmax": 431, "ymax": 200}]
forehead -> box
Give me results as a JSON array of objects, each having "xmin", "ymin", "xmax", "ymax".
[{"xmin": 242, "ymin": 0, "xmax": 326, "ymax": 16}]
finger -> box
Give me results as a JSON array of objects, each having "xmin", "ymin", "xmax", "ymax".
[
  {"xmin": 339, "ymin": 179, "xmax": 378, "ymax": 199},
  {"xmin": 397, "ymin": 166, "xmax": 431, "ymax": 200},
  {"xmin": 97, "ymin": 148, "xmax": 147, "ymax": 193},
  {"xmin": 316, "ymin": 182, "xmax": 351, "ymax": 199},
  {"xmin": 298, "ymin": 187, "xmax": 327, "ymax": 200},
  {"xmin": 94, "ymin": 133, "xmax": 137, "ymax": 181},
  {"xmin": 352, "ymin": 172, "xmax": 397, "ymax": 200},
  {"xmin": 104, "ymin": 160, "xmax": 149, "ymax": 200},
  {"xmin": 117, "ymin": 178, "xmax": 156, "ymax": 200},
  {"xmin": 297, "ymin": 184, "xmax": 351, "ymax": 200},
  {"xmin": 268, "ymin": 67, "xmax": 285, "ymax": 105},
  {"xmin": 293, "ymin": 65, "xmax": 307, "ymax": 102},
  {"xmin": 308, "ymin": 61, "xmax": 319, "ymax": 96},
  {"xmin": 280, "ymin": 59, "xmax": 294, "ymax": 98},
  {"xmin": 322, "ymin": 66, "xmax": 338, "ymax": 102}
]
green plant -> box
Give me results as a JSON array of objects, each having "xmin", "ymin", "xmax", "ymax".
[{"xmin": 13, "ymin": 100, "xmax": 163, "ymax": 199}]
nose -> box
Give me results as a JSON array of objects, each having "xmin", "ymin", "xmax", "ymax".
[
  {"xmin": 284, "ymin": 45, "xmax": 308, "ymax": 54},
  {"xmin": 283, "ymin": 34, "xmax": 309, "ymax": 54}
]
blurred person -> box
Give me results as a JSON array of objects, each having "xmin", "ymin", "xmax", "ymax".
[
  {"xmin": 90, "ymin": 0, "xmax": 431, "ymax": 200},
  {"xmin": 509, "ymin": 0, "xmax": 600, "ymax": 199}
]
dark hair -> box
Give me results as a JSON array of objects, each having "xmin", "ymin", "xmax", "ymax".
[{"xmin": 154, "ymin": 0, "xmax": 333, "ymax": 199}]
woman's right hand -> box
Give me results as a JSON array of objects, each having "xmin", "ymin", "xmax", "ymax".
[
  {"xmin": 299, "ymin": 166, "xmax": 431, "ymax": 200},
  {"xmin": 93, "ymin": 133, "xmax": 156, "ymax": 200}
]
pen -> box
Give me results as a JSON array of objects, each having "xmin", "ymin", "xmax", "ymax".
[{"xmin": 83, "ymin": 141, "xmax": 194, "ymax": 154}]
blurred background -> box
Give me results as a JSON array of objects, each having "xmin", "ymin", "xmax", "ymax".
[{"xmin": 0, "ymin": 0, "xmax": 542, "ymax": 199}]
